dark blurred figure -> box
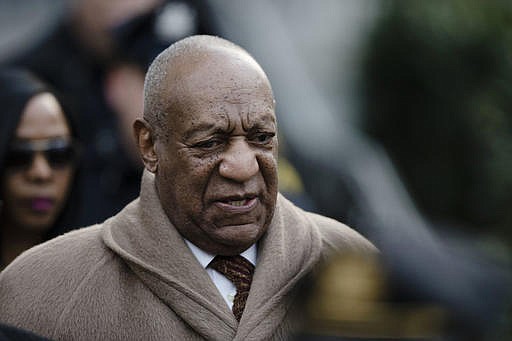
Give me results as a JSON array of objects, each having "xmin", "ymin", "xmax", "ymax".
[
  {"xmin": 5, "ymin": 0, "xmax": 217, "ymax": 226},
  {"xmin": 0, "ymin": 68, "xmax": 81, "ymax": 268}
]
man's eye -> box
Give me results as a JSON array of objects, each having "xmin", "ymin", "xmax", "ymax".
[
  {"xmin": 253, "ymin": 133, "xmax": 275, "ymax": 144},
  {"xmin": 194, "ymin": 139, "xmax": 222, "ymax": 149}
]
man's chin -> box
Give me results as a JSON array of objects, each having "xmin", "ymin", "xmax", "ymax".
[{"xmin": 209, "ymin": 223, "xmax": 267, "ymax": 253}]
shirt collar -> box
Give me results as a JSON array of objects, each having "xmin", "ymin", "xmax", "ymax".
[{"xmin": 184, "ymin": 239, "xmax": 257, "ymax": 268}]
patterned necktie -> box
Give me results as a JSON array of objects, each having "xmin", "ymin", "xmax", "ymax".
[{"xmin": 209, "ymin": 255, "xmax": 255, "ymax": 321}]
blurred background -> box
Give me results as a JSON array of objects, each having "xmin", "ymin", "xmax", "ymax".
[{"xmin": 1, "ymin": 0, "xmax": 511, "ymax": 339}]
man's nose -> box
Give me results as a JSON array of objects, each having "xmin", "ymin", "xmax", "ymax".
[
  {"xmin": 26, "ymin": 153, "xmax": 52, "ymax": 181},
  {"xmin": 219, "ymin": 138, "xmax": 259, "ymax": 182}
]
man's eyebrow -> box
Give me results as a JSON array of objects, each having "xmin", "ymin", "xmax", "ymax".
[
  {"xmin": 245, "ymin": 113, "xmax": 277, "ymax": 130},
  {"xmin": 247, "ymin": 122, "xmax": 276, "ymax": 132},
  {"xmin": 182, "ymin": 122, "xmax": 225, "ymax": 140}
]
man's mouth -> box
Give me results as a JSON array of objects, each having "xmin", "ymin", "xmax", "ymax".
[
  {"xmin": 215, "ymin": 196, "xmax": 258, "ymax": 211},
  {"xmin": 226, "ymin": 199, "xmax": 251, "ymax": 207}
]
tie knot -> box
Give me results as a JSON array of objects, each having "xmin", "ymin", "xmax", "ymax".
[{"xmin": 209, "ymin": 255, "xmax": 255, "ymax": 292}]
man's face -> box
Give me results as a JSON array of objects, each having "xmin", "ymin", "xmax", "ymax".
[{"xmin": 154, "ymin": 52, "xmax": 278, "ymax": 255}]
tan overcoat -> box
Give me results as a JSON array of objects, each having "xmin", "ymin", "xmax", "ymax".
[{"xmin": 0, "ymin": 171, "xmax": 375, "ymax": 340}]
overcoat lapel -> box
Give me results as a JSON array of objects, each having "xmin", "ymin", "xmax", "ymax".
[
  {"xmin": 103, "ymin": 171, "xmax": 237, "ymax": 340},
  {"xmin": 127, "ymin": 264, "xmax": 237, "ymax": 341},
  {"xmin": 234, "ymin": 195, "xmax": 323, "ymax": 340}
]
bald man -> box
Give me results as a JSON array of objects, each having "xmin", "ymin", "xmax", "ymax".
[{"xmin": 0, "ymin": 35, "xmax": 375, "ymax": 340}]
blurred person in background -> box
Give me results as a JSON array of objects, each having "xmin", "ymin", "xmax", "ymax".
[
  {"xmin": 0, "ymin": 68, "xmax": 81, "ymax": 268},
  {"xmin": 4, "ymin": 0, "xmax": 217, "ymax": 226}
]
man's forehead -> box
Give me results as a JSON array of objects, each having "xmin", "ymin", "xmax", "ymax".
[
  {"xmin": 166, "ymin": 47, "xmax": 269, "ymax": 90},
  {"xmin": 169, "ymin": 85, "xmax": 275, "ymax": 119},
  {"xmin": 175, "ymin": 97, "xmax": 276, "ymax": 124},
  {"xmin": 170, "ymin": 87, "xmax": 276, "ymax": 137},
  {"xmin": 155, "ymin": 44, "xmax": 275, "ymax": 125},
  {"xmin": 220, "ymin": 87, "xmax": 267, "ymax": 104},
  {"xmin": 163, "ymin": 55, "xmax": 274, "ymax": 110}
]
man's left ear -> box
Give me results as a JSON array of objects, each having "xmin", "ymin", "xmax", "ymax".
[{"xmin": 133, "ymin": 118, "xmax": 158, "ymax": 173}]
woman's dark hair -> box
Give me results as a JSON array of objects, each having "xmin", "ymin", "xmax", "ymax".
[{"xmin": 0, "ymin": 67, "xmax": 82, "ymax": 239}]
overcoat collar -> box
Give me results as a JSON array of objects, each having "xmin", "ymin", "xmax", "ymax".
[{"xmin": 103, "ymin": 170, "xmax": 323, "ymax": 340}]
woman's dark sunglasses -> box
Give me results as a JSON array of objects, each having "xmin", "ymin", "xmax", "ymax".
[{"xmin": 5, "ymin": 138, "xmax": 79, "ymax": 170}]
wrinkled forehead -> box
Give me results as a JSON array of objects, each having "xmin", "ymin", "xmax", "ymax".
[
  {"xmin": 172, "ymin": 49, "xmax": 271, "ymax": 95},
  {"xmin": 163, "ymin": 49, "xmax": 275, "ymax": 122}
]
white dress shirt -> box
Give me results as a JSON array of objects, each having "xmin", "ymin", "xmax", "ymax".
[{"xmin": 185, "ymin": 240, "xmax": 257, "ymax": 309}]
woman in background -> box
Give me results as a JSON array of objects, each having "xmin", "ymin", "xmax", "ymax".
[{"xmin": 0, "ymin": 68, "xmax": 81, "ymax": 268}]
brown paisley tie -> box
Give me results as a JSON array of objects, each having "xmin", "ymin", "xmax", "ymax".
[{"xmin": 209, "ymin": 255, "xmax": 255, "ymax": 321}]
